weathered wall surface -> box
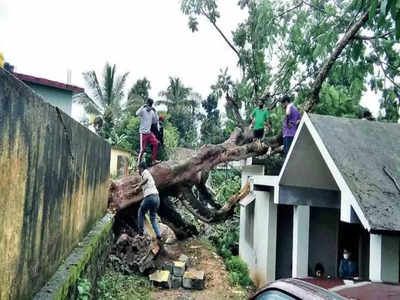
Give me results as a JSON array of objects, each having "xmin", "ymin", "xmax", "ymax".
[
  {"xmin": 0, "ymin": 68, "xmax": 111, "ymax": 300},
  {"xmin": 25, "ymin": 82, "xmax": 73, "ymax": 116},
  {"xmin": 34, "ymin": 214, "xmax": 114, "ymax": 300},
  {"xmin": 110, "ymin": 147, "xmax": 131, "ymax": 177}
]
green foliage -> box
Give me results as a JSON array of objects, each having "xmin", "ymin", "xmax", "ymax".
[
  {"xmin": 97, "ymin": 270, "xmax": 151, "ymax": 300},
  {"xmin": 200, "ymin": 94, "xmax": 228, "ymax": 145},
  {"xmin": 159, "ymin": 77, "xmax": 201, "ymax": 148},
  {"xmin": 214, "ymin": 175, "xmax": 241, "ymax": 205},
  {"xmin": 75, "ymin": 63, "xmax": 129, "ymax": 138},
  {"xmin": 126, "ymin": 77, "xmax": 151, "ymax": 115},
  {"xmin": 211, "ymin": 218, "xmax": 239, "ymax": 259},
  {"xmin": 379, "ymin": 89, "xmax": 400, "ymax": 122},
  {"xmin": 367, "ymin": 0, "xmax": 400, "ymax": 39},
  {"xmin": 209, "ymin": 170, "xmax": 241, "ymax": 258},
  {"xmin": 182, "ymin": 0, "xmax": 400, "ymax": 131},
  {"xmin": 207, "ymin": 170, "xmax": 253, "ymax": 288},
  {"xmin": 315, "ymin": 83, "xmax": 366, "ymax": 118},
  {"xmin": 225, "ymin": 256, "xmax": 253, "ymax": 287},
  {"xmin": 77, "ymin": 278, "xmax": 92, "ymax": 300},
  {"xmin": 164, "ymin": 122, "xmax": 180, "ymax": 156}
]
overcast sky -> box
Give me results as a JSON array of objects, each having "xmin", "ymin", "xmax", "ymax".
[{"xmin": 0, "ymin": 0, "xmax": 380, "ymax": 119}]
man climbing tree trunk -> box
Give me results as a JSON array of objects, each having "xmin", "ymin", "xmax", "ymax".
[
  {"xmin": 107, "ymin": 0, "xmax": 400, "ymax": 272},
  {"xmin": 109, "ymin": 6, "xmax": 371, "ymax": 238}
]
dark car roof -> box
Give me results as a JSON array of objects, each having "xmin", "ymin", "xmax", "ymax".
[
  {"xmin": 300, "ymin": 278, "xmax": 400, "ymax": 299},
  {"xmin": 251, "ymin": 278, "xmax": 346, "ymax": 300},
  {"xmin": 251, "ymin": 278, "xmax": 400, "ymax": 300}
]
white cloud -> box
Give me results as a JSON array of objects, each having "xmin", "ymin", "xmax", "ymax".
[
  {"xmin": 0, "ymin": 0, "xmax": 380, "ymax": 120},
  {"xmin": 0, "ymin": 0, "xmax": 245, "ymax": 99}
]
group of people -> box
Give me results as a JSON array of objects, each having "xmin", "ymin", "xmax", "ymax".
[
  {"xmin": 314, "ymin": 249, "xmax": 358, "ymax": 279},
  {"xmin": 135, "ymin": 95, "xmax": 302, "ymax": 242},
  {"xmin": 250, "ymin": 95, "xmax": 301, "ymax": 156},
  {"xmin": 134, "ymin": 98, "xmax": 165, "ymax": 243}
]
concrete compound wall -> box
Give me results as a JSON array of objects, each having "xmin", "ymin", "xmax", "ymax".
[{"xmin": 0, "ymin": 68, "xmax": 111, "ymax": 300}]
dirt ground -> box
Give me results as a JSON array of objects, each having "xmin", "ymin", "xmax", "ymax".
[{"xmin": 150, "ymin": 239, "xmax": 250, "ymax": 300}]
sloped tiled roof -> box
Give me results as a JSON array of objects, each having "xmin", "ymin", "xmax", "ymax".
[
  {"xmin": 13, "ymin": 72, "xmax": 84, "ymax": 93},
  {"xmin": 309, "ymin": 114, "xmax": 400, "ymax": 232}
]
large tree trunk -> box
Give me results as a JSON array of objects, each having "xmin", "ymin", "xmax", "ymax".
[
  {"xmin": 108, "ymin": 8, "xmax": 370, "ymax": 240},
  {"xmin": 109, "ymin": 128, "xmax": 271, "ymax": 236},
  {"xmin": 107, "ymin": 10, "xmax": 372, "ymax": 274}
]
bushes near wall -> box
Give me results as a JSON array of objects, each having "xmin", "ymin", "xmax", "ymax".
[{"xmin": 209, "ymin": 170, "xmax": 253, "ymax": 288}]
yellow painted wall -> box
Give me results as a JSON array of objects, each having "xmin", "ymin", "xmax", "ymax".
[
  {"xmin": 110, "ymin": 147, "xmax": 131, "ymax": 176},
  {"xmin": 0, "ymin": 68, "xmax": 111, "ymax": 299}
]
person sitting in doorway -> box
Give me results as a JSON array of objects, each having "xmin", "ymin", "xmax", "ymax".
[
  {"xmin": 339, "ymin": 249, "xmax": 358, "ymax": 279},
  {"xmin": 315, "ymin": 263, "xmax": 325, "ymax": 278},
  {"xmin": 250, "ymin": 98, "xmax": 271, "ymax": 142}
]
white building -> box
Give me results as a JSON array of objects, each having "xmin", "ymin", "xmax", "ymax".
[{"xmin": 239, "ymin": 113, "xmax": 400, "ymax": 287}]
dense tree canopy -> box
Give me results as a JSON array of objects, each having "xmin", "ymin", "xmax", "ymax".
[
  {"xmin": 200, "ymin": 94, "xmax": 229, "ymax": 145},
  {"xmin": 182, "ymin": 0, "xmax": 400, "ymax": 127},
  {"xmin": 125, "ymin": 77, "xmax": 152, "ymax": 115},
  {"xmin": 158, "ymin": 77, "xmax": 202, "ymax": 148},
  {"xmin": 110, "ymin": 0, "xmax": 399, "ymax": 246}
]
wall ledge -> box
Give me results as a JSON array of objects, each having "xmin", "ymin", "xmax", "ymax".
[{"xmin": 34, "ymin": 214, "xmax": 114, "ymax": 300}]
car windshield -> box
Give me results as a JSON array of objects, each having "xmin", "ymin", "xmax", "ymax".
[{"xmin": 255, "ymin": 289, "xmax": 296, "ymax": 300}]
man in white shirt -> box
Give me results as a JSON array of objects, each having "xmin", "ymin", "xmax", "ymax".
[
  {"xmin": 136, "ymin": 98, "xmax": 160, "ymax": 166},
  {"xmin": 135, "ymin": 162, "xmax": 161, "ymax": 240}
]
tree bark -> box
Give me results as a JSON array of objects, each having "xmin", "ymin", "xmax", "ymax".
[
  {"xmin": 304, "ymin": 10, "xmax": 370, "ymax": 112},
  {"xmin": 109, "ymin": 9, "xmax": 371, "ymax": 240}
]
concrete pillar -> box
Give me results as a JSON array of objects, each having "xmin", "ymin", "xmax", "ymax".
[
  {"xmin": 265, "ymin": 192, "xmax": 277, "ymax": 283},
  {"xmin": 369, "ymin": 234, "xmax": 399, "ymax": 282},
  {"xmin": 254, "ymin": 190, "xmax": 277, "ymax": 284},
  {"xmin": 292, "ymin": 205, "xmax": 310, "ymax": 278},
  {"xmin": 241, "ymin": 165, "xmax": 265, "ymax": 187}
]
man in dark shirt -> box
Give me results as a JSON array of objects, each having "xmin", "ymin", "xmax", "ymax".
[
  {"xmin": 339, "ymin": 249, "xmax": 358, "ymax": 278},
  {"xmin": 281, "ymin": 95, "xmax": 301, "ymax": 156}
]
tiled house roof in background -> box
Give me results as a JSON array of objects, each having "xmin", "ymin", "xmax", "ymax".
[
  {"xmin": 13, "ymin": 72, "xmax": 84, "ymax": 93},
  {"xmin": 309, "ymin": 114, "xmax": 400, "ymax": 232}
]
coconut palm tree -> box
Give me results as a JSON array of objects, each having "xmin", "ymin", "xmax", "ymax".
[
  {"xmin": 158, "ymin": 77, "xmax": 202, "ymax": 118},
  {"xmin": 158, "ymin": 77, "xmax": 201, "ymax": 147},
  {"xmin": 74, "ymin": 62, "xmax": 129, "ymax": 134}
]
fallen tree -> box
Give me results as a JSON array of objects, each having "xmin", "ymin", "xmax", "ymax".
[
  {"xmin": 109, "ymin": 7, "xmax": 370, "ymax": 234},
  {"xmin": 107, "ymin": 7, "xmax": 375, "ymax": 274}
]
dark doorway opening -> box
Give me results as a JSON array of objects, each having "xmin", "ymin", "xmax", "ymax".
[{"xmin": 338, "ymin": 222, "xmax": 369, "ymax": 279}]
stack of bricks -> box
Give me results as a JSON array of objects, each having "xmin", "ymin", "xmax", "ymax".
[{"xmin": 149, "ymin": 254, "xmax": 205, "ymax": 290}]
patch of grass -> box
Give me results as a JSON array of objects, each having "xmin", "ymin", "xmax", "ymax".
[{"xmin": 96, "ymin": 270, "xmax": 151, "ymax": 300}]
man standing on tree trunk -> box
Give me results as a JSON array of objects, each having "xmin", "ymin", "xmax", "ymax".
[
  {"xmin": 136, "ymin": 98, "xmax": 160, "ymax": 166},
  {"xmin": 135, "ymin": 162, "xmax": 162, "ymax": 242},
  {"xmin": 251, "ymin": 99, "xmax": 271, "ymax": 142},
  {"xmin": 281, "ymin": 95, "xmax": 301, "ymax": 156}
]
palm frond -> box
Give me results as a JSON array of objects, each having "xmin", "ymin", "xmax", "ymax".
[
  {"xmin": 73, "ymin": 93, "xmax": 104, "ymax": 115},
  {"xmin": 82, "ymin": 71, "xmax": 104, "ymax": 108},
  {"xmin": 102, "ymin": 62, "xmax": 116, "ymax": 106},
  {"xmin": 113, "ymin": 71, "xmax": 129, "ymax": 105}
]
